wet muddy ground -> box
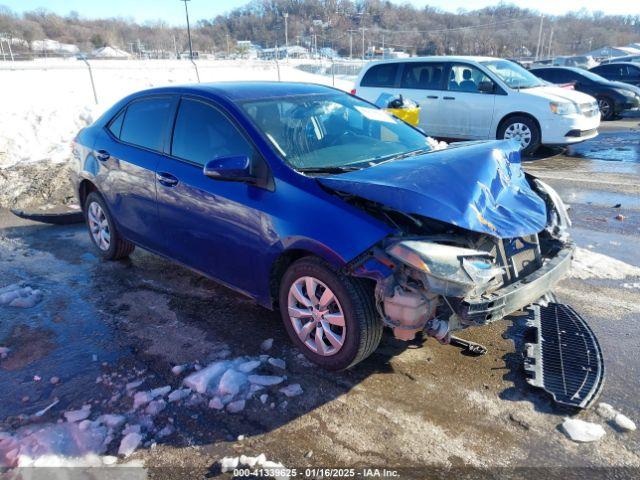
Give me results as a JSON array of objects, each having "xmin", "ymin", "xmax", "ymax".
[{"xmin": 1, "ymin": 117, "xmax": 639, "ymax": 478}]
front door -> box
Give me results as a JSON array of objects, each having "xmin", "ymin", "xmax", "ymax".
[{"xmin": 155, "ymin": 96, "xmax": 274, "ymax": 296}]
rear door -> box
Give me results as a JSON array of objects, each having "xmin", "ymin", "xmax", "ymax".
[
  {"xmin": 155, "ymin": 96, "xmax": 274, "ymax": 296},
  {"xmin": 94, "ymin": 95, "xmax": 175, "ymax": 251},
  {"xmin": 395, "ymin": 61, "xmax": 448, "ymax": 136},
  {"xmin": 441, "ymin": 63, "xmax": 497, "ymax": 139}
]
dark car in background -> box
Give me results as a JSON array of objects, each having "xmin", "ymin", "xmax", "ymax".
[
  {"xmin": 532, "ymin": 66, "xmax": 640, "ymax": 120},
  {"xmin": 590, "ymin": 62, "xmax": 640, "ymax": 87}
]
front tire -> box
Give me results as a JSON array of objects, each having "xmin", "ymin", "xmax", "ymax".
[
  {"xmin": 84, "ymin": 192, "xmax": 135, "ymax": 260},
  {"xmin": 498, "ymin": 115, "xmax": 541, "ymax": 156},
  {"xmin": 279, "ymin": 257, "xmax": 382, "ymax": 370},
  {"xmin": 597, "ymin": 96, "xmax": 614, "ymax": 121}
]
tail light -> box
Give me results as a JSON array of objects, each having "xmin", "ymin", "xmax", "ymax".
[{"xmin": 350, "ymin": 88, "xmax": 357, "ymax": 95}]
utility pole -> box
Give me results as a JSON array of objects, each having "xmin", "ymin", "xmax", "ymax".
[
  {"xmin": 382, "ymin": 34, "xmax": 385, "ymax": 59},
  {"xmin": 535, "ymin": 14, "xmax": 544, "ymax": 60},
  {"xmin": 283, "ymin": 12, "xmax": 289, "ymax": 61},
  {"xmin": 172, "ymin": 36, "xmax": 177, "ymax": 58},
  {"xmin": 547, "ymin": 28, "xmax": 554, "ymax": 59},
  {"xmin": 180, "ymin": 0, "xmax": 194, "ymax": 60},
  {"xmin": 361, "ymin": 26, "xmax": 365, "ymax": 62},
  {"xmin": 226, "ymin": 33, "xmax": 230, "ymax": 57},
  {"xmin": 349, "ymin": 30, "xmax": 353, "ymax": 59}
]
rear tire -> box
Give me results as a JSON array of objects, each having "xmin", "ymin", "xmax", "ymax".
[
  {"xmin": 279, "ymin": 257, "xmax": 382, "ymax": 370},
  {"xmin": 84, "ymin": 192, "xmax": 135, "ymax": 260},
  {"xmin": 498, "ymin": 115, "xmax": 541, "ymax": 156}
]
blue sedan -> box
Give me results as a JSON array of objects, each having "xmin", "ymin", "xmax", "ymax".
[{"xmin": 72, "ymin": 82, "xmax": 574, "ymax": 370}]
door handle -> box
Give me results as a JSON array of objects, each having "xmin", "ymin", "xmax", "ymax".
[
  {"xmin": 443, "ymin": 96, "xmax": 455, "ymax": 100},
  {"xmin": 96, "ymin": 150, "xmax": 110, "ymax": 161},
  {"xmin": 156, "ymin": 172, "xmax": 179, "ymax": 187},
  {"xmin": 427, "ymin": 95, "xmax": 439, "ymax": 99}
]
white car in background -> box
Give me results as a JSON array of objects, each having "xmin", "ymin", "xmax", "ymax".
[{"xmin": 352, "ymin": 56, "xmax": 600, "ymax": 155}]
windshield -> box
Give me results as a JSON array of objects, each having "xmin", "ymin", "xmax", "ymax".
[
  {"xmin": 240, "ymin": 93, "xmax": 433, "ymax": 172},
  {"xmin": 481, "ymin": 59, "xmax": 546, "ymax": 89}
]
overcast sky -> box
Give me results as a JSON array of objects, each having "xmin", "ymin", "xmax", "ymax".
[{"xmin": 2, "ymin": 0, "xmax": 639, "ymax": 23}]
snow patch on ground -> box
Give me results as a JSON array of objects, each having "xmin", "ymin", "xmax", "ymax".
[
  {"xmin": 561, "ymin": 418, "xmax": 606, "ymax": 442},
  {"xmin": 570, "ymin": 247, "xmax": 640, "ymax": 280},
  {"xmin": 220, "ymin": 453, "xmax": 288, "ymax": 476},
  {"xmin": 0, "ymin": 283, "xmax": 43, "ymax": 308}
]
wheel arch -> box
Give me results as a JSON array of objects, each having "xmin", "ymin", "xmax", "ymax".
[
  {"xmin": 495, "ymin": 111, "xmax": 541, "ymax": 140},
  {"xmin": 267, "ymin": 244, "xmax": 347, "ymax": 310},
  {"xmin": 78, "ymin": 179, "xmax": 99, "ymax": 210}
]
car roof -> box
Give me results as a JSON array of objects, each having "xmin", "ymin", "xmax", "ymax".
[
  {"xmin": 128, "ymin": 81, "xmax": 337, "ymax": 102},
  {"xmin": 593, "ymin": 62, "xmax": 638, "ymax": 67},
  {"xmin": 364, "ymin": 55, "xmax": 499, "ymax": 66}
]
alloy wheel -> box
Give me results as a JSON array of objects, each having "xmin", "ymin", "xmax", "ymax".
[
  {"xmin": 598, "ymin": 98, "xmax": 611, "ymax": 119},
  {"xmin": 503, "ymin": 122, "xmax": 532, "ymax": 149},
  {"xmin": 287, "ymin": 276, "xmax": 346, "ymax": 356},
  {"xmin": 87, "ymin": 201, "xmax": 111, "ymax": 251}
]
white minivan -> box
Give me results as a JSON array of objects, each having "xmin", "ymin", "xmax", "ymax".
[{"xmin": 353, "ymin": 56, "xmax": 600, "ymax": 155}]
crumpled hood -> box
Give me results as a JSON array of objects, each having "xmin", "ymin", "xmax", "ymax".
[{"xmin": 317, "ymin": 140, "xmax": 547, "ymax": 239}]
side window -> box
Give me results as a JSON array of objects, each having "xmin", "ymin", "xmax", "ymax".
[
  {"xmin": 400, "ymin": 62, "xmax": 445, "ymax": 89},
  {"xmin": 361, "ymin": 63, "xmax": 398, "ymax": 88},
  {"xmin": 448, "ymin": 64, "xmax": 494, "ymax": 93},
  {"xmin": 120, "ymin": 97, "xmax": 173, "ymax": 151},
  {"xmin": 552, "ymin": 70, "xmax": 574, "ymax": 83},
  {"xmin": 171, "ymin": 98, "xmax": 253, "ymax": 166},
  {"xmin": 536, "ymin": 69, "xmax": 557, "ymax": 83},
  {"xmin": 108, "ymin": 110, "xmax": 125, "ymax": 138}
]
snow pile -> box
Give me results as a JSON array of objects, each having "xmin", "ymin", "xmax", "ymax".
[
  {"xmin": 0, "ymin": 283, "xmax": 43, "ymax": 308},
  {"xmin": 561, "ymin": 418, "xmax": 606, "ymax": 443},
  {"xmin": 182, "ymin": 355, "xmax": 294, "ymax": 414},
  {"xmin": 426, "ymin": 137, "xmax": 448, "ymax": 151},
  {"xmin": 596, "ymin": 402, "xmax": 637, "ymax": 431},
  {"xmin": 570, "ymin": 247, "xmax": 640, "ymax": 280},
  {"xmin": 220, "ymin": 453, "xmax": 288, "ymax": 477}
]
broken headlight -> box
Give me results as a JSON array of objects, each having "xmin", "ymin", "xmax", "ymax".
[
  {"xmin": 387, "ymin": 241, "xmax": 504, "ymax": 297},
  {"xmin": 535, "ymin": 179, "xmax": 571, "ymax": 228}
]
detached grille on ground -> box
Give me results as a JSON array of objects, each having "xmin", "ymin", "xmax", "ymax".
[{"xmin": 524, "ymin": 303, "xmax": 605, "ymax": 409}]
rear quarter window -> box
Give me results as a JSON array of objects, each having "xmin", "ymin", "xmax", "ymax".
[
  {"xmin": 120, "ymin": 96, "xmax": 173, "ymax": 152},
  {"xmin": 360, "ymin": 63, "xmax": 398, "ymax": 87}
]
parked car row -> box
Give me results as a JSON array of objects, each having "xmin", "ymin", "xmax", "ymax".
[{"xmin": 353, "ymin": 56, "xmax": 600, "ymax": 155}]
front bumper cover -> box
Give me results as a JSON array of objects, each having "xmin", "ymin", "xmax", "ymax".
[{"xmin": 459, "ymin": 242, "xmax": 575, "ymax": 325}]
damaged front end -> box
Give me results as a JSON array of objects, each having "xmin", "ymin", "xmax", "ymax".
[{"xmin": 343, "ymin": 171, "xmax": 575, "ymax": 344}]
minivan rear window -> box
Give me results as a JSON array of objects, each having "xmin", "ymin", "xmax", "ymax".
[{"xmin": 361, "ymin": 63, "xmax": 398, "ymax": 87}]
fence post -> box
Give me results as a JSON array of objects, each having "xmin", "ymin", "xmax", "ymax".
[
  {"xmin": 331, "ymin": 58, "xmax": 335, "ymax": 87},
  {"xmin": 81, "ymin": 57, "xmax": 99, "ymax": 105},
  {"xmin": 190, "ymin": 58, "xmax": 200, "ymax": 83}
]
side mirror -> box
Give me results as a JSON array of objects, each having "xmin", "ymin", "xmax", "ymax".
[
  {"xmin": 478, "ymin": 81, "xmax": 495, "ymax": 94},
  {"xmin": 203, "ymin": 155, "xmax": 255, "ymax": 183}
]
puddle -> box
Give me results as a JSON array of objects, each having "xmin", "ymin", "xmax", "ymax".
[
  {"xmin": 566, "ymin": 131, "xmax": 640, "ymax": 162},
  {"xmin": 559, "ymin": 188, "xmax": 640, "ymax": 210}
]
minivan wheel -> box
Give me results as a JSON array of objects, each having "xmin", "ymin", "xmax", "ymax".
[
  {"xmin": 84, "ymin": 192, "xmax": 135, "ymax": 260},
  {"xmin": 279, "ymin": 257, "xmax": 383, "ymax": 370},
  {"xmin": 498, "ymin": 115, "xmax": 541, "ymax": 156},
  {"xmin": 597, "ymin": 96, "xmax": 614, "ymax": 120}
]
